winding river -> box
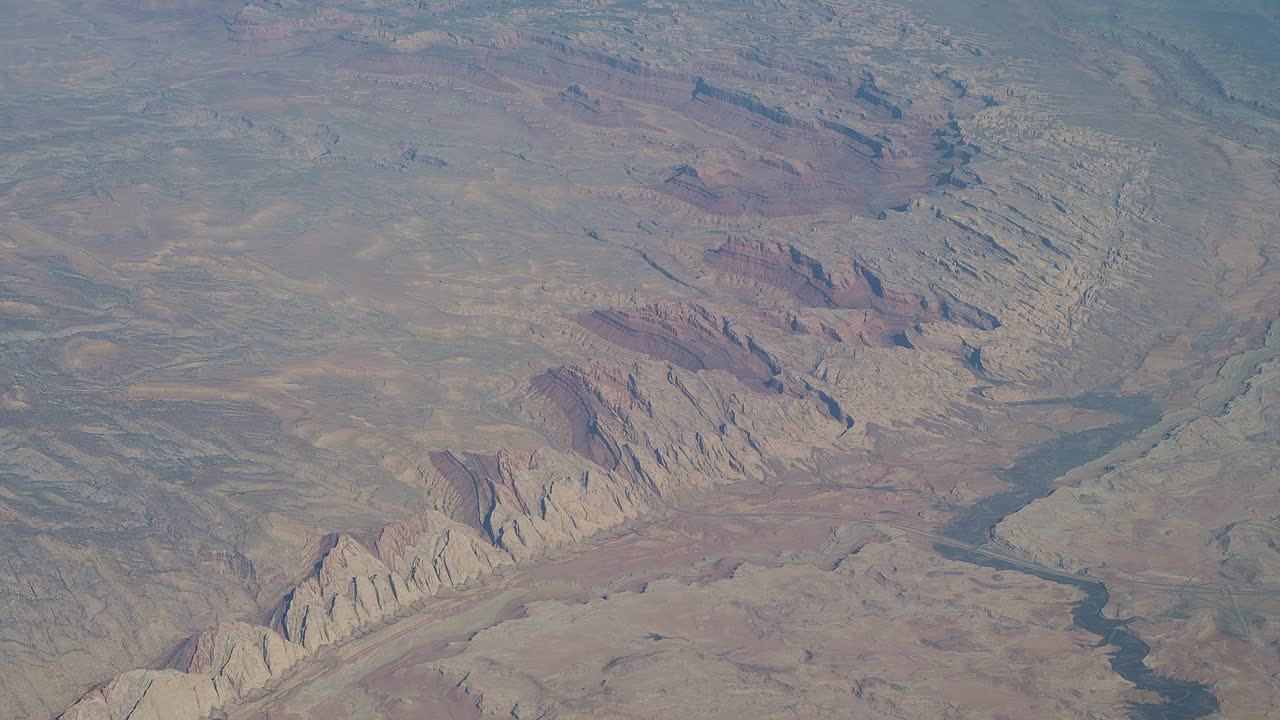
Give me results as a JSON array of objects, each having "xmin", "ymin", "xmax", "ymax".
[{"xmin": 938, "ymin": 394, "xmax": 1221, "ymax": 720}]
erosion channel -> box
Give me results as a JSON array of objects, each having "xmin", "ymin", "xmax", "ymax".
[{"xmin": 938, "ymin": 394, "xmax": 1219, "ymax": 719}]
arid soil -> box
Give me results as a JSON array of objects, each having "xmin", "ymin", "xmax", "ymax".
[{"xmin": 2, "ymin": 0, "xmax": 1279, "ymax": 719}]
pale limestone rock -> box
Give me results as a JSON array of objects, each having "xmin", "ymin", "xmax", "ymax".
[
  {"xmin": 280, "ymin": 512, "xmax": 511, "ymax": 652},
  {"xmin": 174, "ymin": 621, "xmax": 307, "ymax": 699},
  {"xmin": 59, "ymin": 622, "xmax": 307, "ymax": 720},
  {"xmin": 59, "ymin": 670, "xmax": 218, "ymax": 720}
]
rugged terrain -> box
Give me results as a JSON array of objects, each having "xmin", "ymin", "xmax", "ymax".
[{"xmin": 1, "ymin": 0, "xmax": 1278, "ymax": 719}]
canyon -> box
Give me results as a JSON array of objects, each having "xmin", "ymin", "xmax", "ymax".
[{"xmin": 0, "ymin": 0, "xmax": 1278, "ymax": 719}]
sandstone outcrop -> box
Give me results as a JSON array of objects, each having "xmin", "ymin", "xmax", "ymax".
[
  {"xmin": 59, "ymin": 622, "xmax": 305, "ymax": 720},
  {"xmin": 701, "ymin": 236, "xmax": 1000, "ymax": 331},
  {"xmin": 531, "ymin": 360, "xmax": 850, "ymax": 482},
  {"xmin": 576, "ymin": 304, "xmax": 781, "ymax": 388},
  {"xmin": 278, "ymin": 513, "xmax": 510, "ymax": 651},
  {"xmin": 59, "ymin": 511, "xmax": 516, "ymax": 720},
  {"xmin": 997, "ymin": 349, "xmax": 1280, "ymax": 585},
  {"xmin": 340, "ymin": 30, "xmax": 977, "ymax": 217},
  {"xmin": 225, "ymin": 5, "xmax": 357, "ymax": 43},
  {"xmin": 58, "ymin": 439, "xmax": 672, "ymax": 720},
  {"xmin": 13, "ymin": 0, "xmax": 1277, "ymax": 717}
]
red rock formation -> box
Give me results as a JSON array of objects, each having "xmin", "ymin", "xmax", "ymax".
[
  {"xmin": 656, "ymin": 159, "xmax": 873, "ymax": 218},
  {"xmin": 756, "ymin": 308, "xmax": 916, "ymax": 349},
  {"xmin": 576, "ymin": 304, "xmax": 779, "ymax": 387},
  {"xmin": 425, "ymin": 450, "xmax": 532, "ymax": 542},
  {"xmin": 703, "ymin": 237, "xmax": 999, "ymax": 330},
  {"xmin": 340, "ymin": 34, "xmax": 966, "ymax": 217},
  {"xmin": 703, "ymin": 237, "xmax": 875, "ymax": 308},
  {"xmin": 530, "ymin": 366, "xmax": 636, "ymax": 470}
]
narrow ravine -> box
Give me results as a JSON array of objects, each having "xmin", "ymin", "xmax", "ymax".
[{"xmin": 938, "ymin": 393, "xmax": 1219, "ymax": 719}]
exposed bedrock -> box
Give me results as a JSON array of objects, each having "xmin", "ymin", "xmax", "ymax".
[
  {"xmin": 60, "ymin": 622, "xmax": 307, "ymax": 720},
  {"xmin": 346, "ymin": 34, "xmax": 968, "ymax": 216},
  {"xmin": 657, "ymin": 159, "xmax": 876, "ymax": 218},
  {"xmin": 575, "ymin": 303, "xmax": 860, "ymax": 429},
  {"xmin": 704, "ymin": 236, "xmax": 872, "ymax": 308},
  {"xmin": 425, "ymin": 450, "xmax": 532, "ymax": 542},
  {"xmin": 576, "ymin": 304, "xmax": 780, "ymax": 388},
  {"xmin": 764, "ymin": 307, "xmax": 916, "ymax": 349},
  {"xmin": 531, "ymin": 366, "xmax": 632, "ymax": 471},
  {"xmin": 62, "ymin": 303, "xmax": 963, "ymax": 720},
  {"xmin": 856, "ymin": 71, "xmax": 906, "ymax": 120},
  {"xmin": 688, "ymin": 76, "xmax": 882, "ymax": 157},
  {"xmin": 275, "ymin": 447, "xmax": 660, "ymax": 661},
  {"xmin": 703, "ymin": 236, "xmax": 1000, "ymax": 331},
  {"xmin": 529, "ymin": 360, "xmax": 851, "ymax": 488},
  {"xmin": 736, "ymin": 48, "xmax": 845, "ymax": 88},
  {"xmin": 671, "ymin": 77, "xmax": 955, "ymax": 214},
  {"xmin": 59, "ymin": 347, "xmax": 859, "ymax": 720},
  {"xmin": 58, "ymin": 511, "xmax": 515, "ymax": 720},
  {"xmin": 542, "ymin": 84, "xmax": 649, "ymax": 128},
  {"xmin": 225, "ymin": 5, "xmax": 356, "ymax": 43}
]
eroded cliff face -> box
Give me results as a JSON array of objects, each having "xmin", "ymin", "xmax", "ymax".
[
  {"xmin": 55, "ymin": 425, "xmax": 728, "ymax": 720},
  {"xmin": 60, "ymin": 510, "xmax": 512, "ymax": 720},
  {"xmin": 59, "ymin": 622, "xmax": 306, "ymax": 720},
  {"xmin": 50, "ymin": 98, "xmax": 1161, "ymax": 720},
  {"xmin": 576, "ymin": 304, "xmax": 783, "ymax": 386},
  {"xmin": 10, "ymin": 0, "xmax": 1269, "ymax": 717},
  {"xmin": 701, "ymin": 238, "xmax": 1001, "ymax": 336},
  {"xmin": 277, "ymin": 516, "xmax": 509, "ymax": 652}
]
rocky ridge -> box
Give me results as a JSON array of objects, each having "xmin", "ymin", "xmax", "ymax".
[
  {"xmin": 5, "ymin": 0, "xmax": 1233, "ymax": 717},
  {"xmin": 53, "ymin": 108, "xmax": 1162, "ymax": 720}
]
